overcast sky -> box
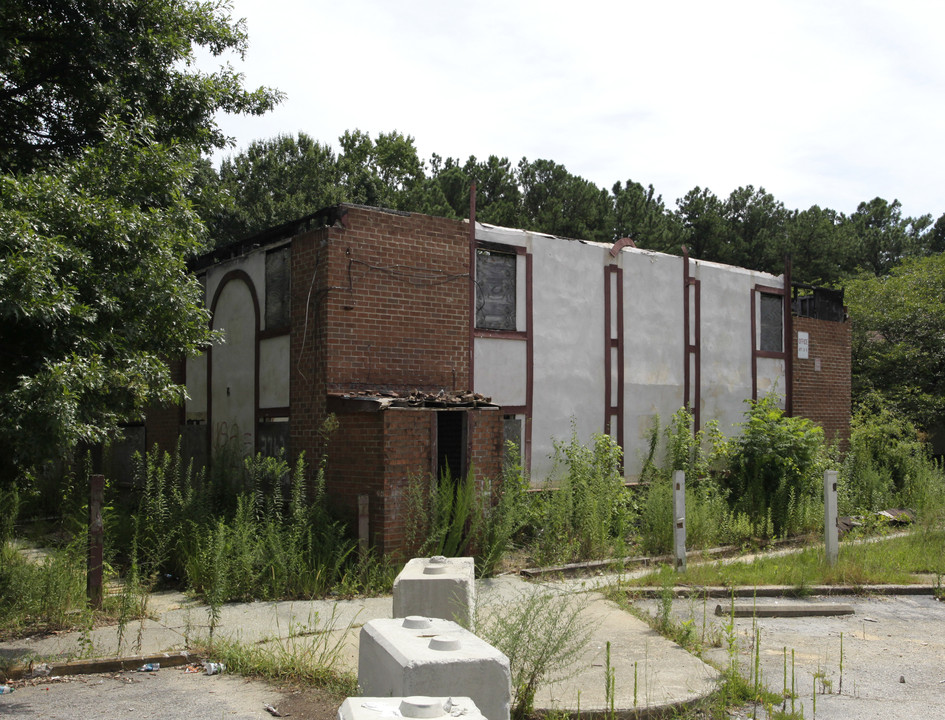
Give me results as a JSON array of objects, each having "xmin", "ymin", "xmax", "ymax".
[{"xmin": 204, "ymin": 0, "xmax": 945, "ymax": 220}]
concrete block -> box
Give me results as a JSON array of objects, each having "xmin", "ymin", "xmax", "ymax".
[
  {"xmin": 338, "ymin": 696, "xmax": 486, "ymax": 720},
  {"xmin": 358, "ymin": 616, "xmax": 511, "ymax": 720},
  {"xmin": 392, "ymin": 556, "xmax": 476, "ymax": 628}
]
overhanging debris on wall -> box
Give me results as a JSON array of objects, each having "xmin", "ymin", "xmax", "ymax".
[{"xmin": 327, "ymin": 389, "xmax": 496, "ymax": 412}]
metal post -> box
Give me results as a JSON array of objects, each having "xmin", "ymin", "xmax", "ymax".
[
  {"xmin": 673, "ymin": 470, "xmax": 687, "ymax": 571},
  {"xmin": 87, "ymin": 474, "xmax": 105, "ymax": 609},
  {"xmin": 824, "ymin": 470, "xmax": 839, "ymax": 566}
]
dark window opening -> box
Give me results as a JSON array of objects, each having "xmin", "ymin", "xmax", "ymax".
[
  {"xmin": 436, "ymin": 411, "xmax": 467, "ymax": 482},
  {"xmin": 476, "ymin": 249, "xmax": 516, "ymax": 331},
  {"xmin": 760, "ymin": 293, "xmax": 783, "ymax": 352},
  {"xmin": 258, "ymin": 416, "xmax": 289, "ymax": 459},
  {"xmin": 792, "ymin": 285, "xmax": 845, "ymax": 322},
  {"xmin": 265, "ymin": 247, "xmax": 291, "ymax": 330}
]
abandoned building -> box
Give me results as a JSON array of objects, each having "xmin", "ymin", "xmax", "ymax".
[{"xmin": 142, "ymin": 203, "xmax": 851, "ymax": 555}]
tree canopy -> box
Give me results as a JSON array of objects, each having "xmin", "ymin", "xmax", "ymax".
[
  {"xmin": 0, "ymin": 1, "xmax": 280, "ymax": 485},
  {"xmin": 207, "ymin": 130, "xmax": 941, "ymax": 284},
  {"xmin": 846, "ymin": 254, "xmax": 945, "ymax": 431},
  {"xmin": 0, "ymin": 123, "xmax": 211, "ymax": 474},
  {"xmin": 0, "ymin": 0, "xmax": 281, "ymax": 173}
]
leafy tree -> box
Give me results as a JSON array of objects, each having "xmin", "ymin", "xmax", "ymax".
[
  {"xmin": 518, "ymin": 158, "xmax": 613, "ymax": 243},
  {"xmin": 0, "ymin": 0, "xmax": 281, "ymax": 173},
  {"xmin": 464, "ymin": 155, "xmax": 524, "ymax": 228},
  {"xmin": 929, "ymin": 213, "xmax": 945, "ymax": 256},
  {"xmin": 0, "ymin": 0, "xmax": 279, "ymax": 486},
  {"xmin": 337, "ymin": 129, "xmax": 426, "ymax": 211},
  {"xmin": 781, "ymin": 206, "xmax": 852, "ymax": 285},
  {"xmin": 0, "ymin": 122, "xmax": 212, "ymax": 481},
  {"xmin": 674, "ymin": 187, "xmax": 725, "ymax": 262},
  {"xmin": 428, "ymin": 154, "xmax": 468, "ymax": 218},
  {"xmin": 845, "ymin": 253, "xmax": 945, "ymax": 430},
  {"xmin": 211, "ymin": 132, "xmax": 342, "ymax": 243},
  {"xmin": 847, "ymin": 197, "xmax": 922, "ymax": 276},
  {"xmin": 721, "ymin": 185, "xmax": 787, "ymax": 272},
  {"xmin": 612, "ymin": 179, "xmax": 680, "ymax": 252}
]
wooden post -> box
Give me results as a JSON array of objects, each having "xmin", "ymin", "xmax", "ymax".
[
  {"xmin": 87, "ymin": 474, "xmax": 105, "ymax": 609},
  {"xmin": 673, "ymin": 470, "xmax": 687, "ymax": 571}
]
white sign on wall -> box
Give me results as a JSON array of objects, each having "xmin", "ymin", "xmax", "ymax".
[{"xmin": 798, "ymin": 331, "xmax": 809, "ymax": 359}]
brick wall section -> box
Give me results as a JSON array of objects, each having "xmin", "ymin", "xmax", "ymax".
[
  {"xmin": 289, "ymin": 226, "xmax": 332, "ymax": 471},
  {"xmin": 468, "ymin": 408, "xmax": 504, "ymax": 491},
  {"xmin": 144, "ymin": 357, "xmax": 185, "ymax": 454},
  {"xmin": 380, "ymin": 408, "xmax": 504, "ymax": 559},
  {"xmin": 382, "ymin": 409, "xmax": 435, "ymax": 558},
  {"xmin": 325, "ymin": 412, "xmax": 385, "ymax": 543},
  {"xmin": 288, "ymin": 206, "xmax": 505, "ymax": 557},
  {"xmin": 322, "ymin": 206, "xmax": 471, "ymax": 394},
  {"xmin": 792, "ymin": 315, "xmax": 851, "ymax": 449}
]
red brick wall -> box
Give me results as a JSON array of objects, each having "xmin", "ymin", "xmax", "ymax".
[
  {"xmin": 468, "ymin": 408, "xmax": 504, "ymax": 491},
  {"xmin": 380, "ymin": 408, "xmax": 504, "ymax": 559},
  {"xmin": 144, "ymin": 357, "xmax": 185, "ymax": 454},
  {"xmin": 323, "ymin": 407, "xmax": 505, "ymax": 559},
  {"xmin": 288, "ymin": 207, "xmax": 506, "ymax": 557},
  {"xmin": 322, "ymin": 206, "xmax": 471, "ymax": 394},
  {"xmin": 289, "ymin": 226, "xmax": 332, "ymax": 470},
  {"xmin": 382, "ymin": 409, "xmax": 435, "ymax": 558},
  {"xmin": 325, "ymin": 412, "xmax": 385, "ymax": 544},
  {"xmin": 792, "ymin": 315, "xmax": 851, "ymax": 448}
]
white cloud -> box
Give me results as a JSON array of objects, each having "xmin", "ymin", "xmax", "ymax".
[{"xmin": 205, "ymin": 0, "xmax": 945, "ymax": 218}]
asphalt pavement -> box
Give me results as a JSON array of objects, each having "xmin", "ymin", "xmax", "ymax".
[{"xmin": 2, "ymin": 570, "xmax": 943, "ymax": 720}]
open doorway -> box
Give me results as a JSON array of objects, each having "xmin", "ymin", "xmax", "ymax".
[{"xmin": 436, "ymin": 410, "xmax": 467, "ymax": 482}]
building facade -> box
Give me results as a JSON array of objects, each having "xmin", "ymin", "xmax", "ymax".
[{"xmin": 144, "ymin": 203, "xmax": 851, "ymax": 554}]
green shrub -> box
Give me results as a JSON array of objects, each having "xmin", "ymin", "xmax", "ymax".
[
  {"xmin": 0, "ymin": 539, "xmax": 86, "ymax": 634},
  {"xmin": 404, "ymin": 450, "xmax": 530, "ymax": 578},
  {"xmin": 476, "ymin": 588, "xmax": 590, "ymax": 720},
  {"xmin": 725, "ymin": 395, "xmax": 826, "ymax": 537},
  {"xmin": 638, "ymin": 473, "xmax": 673, "ymax": 555},
  {"xmin": 639, "ymin": 408, "xmax": 733, "ymax": 553},
  {"xmin": 529, "ymin": 427, "xmax": 632, "ymax": 565},
  {"xmin": 840, "ymin": 396, "xmax": 945, "ymax": 521}
]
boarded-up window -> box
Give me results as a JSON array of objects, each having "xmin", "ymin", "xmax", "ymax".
[
  {"xmin": 760, "ymin": 293, "xmax": 783, "ymax": 352},
  {"xmin": 476, "ymin": 249, "xmax": 516, "ymax": 331},
  {"xmin": 265, "ymin": 247, "xmax": 290, "ymax": 330}
]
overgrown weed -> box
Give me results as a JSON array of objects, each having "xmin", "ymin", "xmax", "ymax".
[
  {"xmin": 192, "ymin": 605, "xmax": 358, "ymax": 696},
  {"xmin": 476, "ymin": 587, "xmax": 591, "ymax": 720}
]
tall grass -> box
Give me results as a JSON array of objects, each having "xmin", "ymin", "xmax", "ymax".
[
  {"xmin": 0, "ymin": 539, "xmax": 87, "ymax": 636},
  {"xmin": 840, "ymin": 396, "xmax": 945, "ymax": 523},
  {"xmin": 404, "ymin": 447, "xmax": 530, "ymax": 577},
  {"xmin": 122, "ymin": 418, "xmax": 393, "ymax": 602},
  {"xmin": 527, "ymin": 428, "xmax": 633, "ymax": 565},
  {"xmin": 638, "ymin": 406, "xmax": 788, "ymax": 554},
  {"xmin": 624, "ymin": 530, "xmax": 945, "ymax": 588}
]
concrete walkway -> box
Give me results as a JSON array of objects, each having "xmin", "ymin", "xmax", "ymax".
[{"xmin": 0, "ymin": 572, "xmax": 719, "ymax": 716}]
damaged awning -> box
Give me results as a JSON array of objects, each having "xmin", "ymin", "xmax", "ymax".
[{"xmin": 327, "ymin": 389, "xmax": 497, "ymax": 412}]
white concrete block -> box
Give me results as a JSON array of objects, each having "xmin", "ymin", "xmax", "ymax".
[
  {"xmin": 392, "ymin": 556, "xmax": 476, "ymax": 628},
  {"xmin": 338, "ymin": 696, "xmax": 486, "ymax": 720},
  {"xmin": 358, "ymin": 616, "xmax": 511, "ymax": 720}
]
